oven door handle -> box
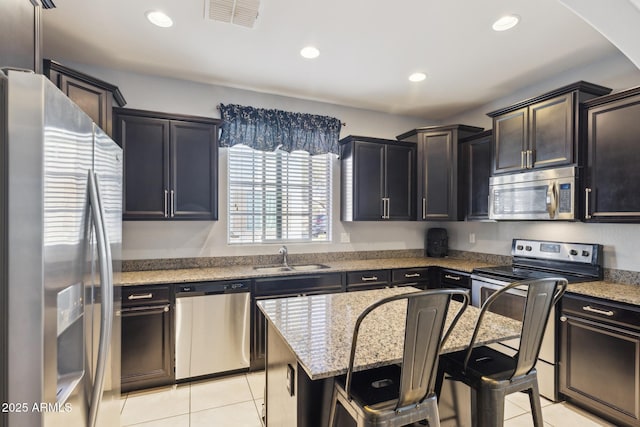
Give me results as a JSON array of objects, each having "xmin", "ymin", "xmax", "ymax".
[{"xmin": 547, "ymin": 181, "xmax": 558, "ymax": 219}]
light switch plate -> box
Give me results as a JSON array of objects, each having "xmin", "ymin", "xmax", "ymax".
[{"xmin": 341, "ymin": 232, "xmax": 350, "ymax": 243}]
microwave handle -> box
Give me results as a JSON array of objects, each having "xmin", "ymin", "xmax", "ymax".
[{"xmin": 547, "ymin": 181, "xmax": 558, "ymax": 218}]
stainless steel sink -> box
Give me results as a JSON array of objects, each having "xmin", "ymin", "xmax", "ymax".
[
  {"xmin": 253, "ymin": 263, "xmax": 330, "ymax": 273},
  {"xmin": 290, "ymin": 263, "xmax": 330, "ymax": 271}
]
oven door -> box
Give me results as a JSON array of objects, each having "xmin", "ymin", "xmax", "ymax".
[{"xmin": 471, "ymin": 276, "xmax": 525, "ymax": 351}]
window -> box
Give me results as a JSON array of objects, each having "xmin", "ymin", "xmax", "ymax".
[{"xmin": 228, "ymin": 144, "xmax": 333, "ymax": 244}]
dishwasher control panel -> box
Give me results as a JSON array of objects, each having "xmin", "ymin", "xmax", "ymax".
[{"xmin": 176, "ymin": 280, "xmax": 251, "ymax": 296}]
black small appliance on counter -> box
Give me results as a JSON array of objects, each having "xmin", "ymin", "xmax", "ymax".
[{"xmin": 426, "ymin": 228, "xmax": 448, "ymax": 257}]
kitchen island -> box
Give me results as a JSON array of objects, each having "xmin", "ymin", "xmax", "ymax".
[{"xmin": 257, "ymin": 287, "xmax": 522, "ymax": 427}]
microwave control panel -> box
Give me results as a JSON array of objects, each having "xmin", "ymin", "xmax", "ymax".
[{"xmin": 558, "ymin": 183, "xmax": 572, "ymax": 213}]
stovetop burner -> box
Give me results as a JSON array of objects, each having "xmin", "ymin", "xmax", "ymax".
[{"xmin": 472, "ymin": 239, "xmax": 604, "ymax": 283}]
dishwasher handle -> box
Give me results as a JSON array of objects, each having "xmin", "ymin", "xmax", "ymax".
[{"xmin": 176, "ymin": 281, "xmax": 250, "ymax": 297}]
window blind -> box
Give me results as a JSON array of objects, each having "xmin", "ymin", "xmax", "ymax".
[{"xmin": 228, "ymin": 144, "xmax": 332, "ymax": 244}]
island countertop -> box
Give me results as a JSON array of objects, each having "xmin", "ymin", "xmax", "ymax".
[{"xmin": 257, "ymin": 287, "xmax": 521, "ymax": 380}]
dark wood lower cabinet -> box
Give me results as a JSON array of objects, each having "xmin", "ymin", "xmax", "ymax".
[
  {"xmin": 121, "ymin": 285, "xmax": 174, "ymax": 392},
  {"xmin": 560, "ymin": 294, "xmax": 640, "ymax": 427}
]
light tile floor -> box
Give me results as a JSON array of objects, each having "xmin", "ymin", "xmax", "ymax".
[{"xmin": 120, "ymin": 371, "xmax": 615, "ymax": 427}]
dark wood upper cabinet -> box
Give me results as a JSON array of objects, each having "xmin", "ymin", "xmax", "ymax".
[
  {"xmin": 113, "ymin": 108, "xmax": 220, "ymax": 221},
  {"xmin": 460, "ymin": 130, "xmax": 493, "ymax": 221},
  {"xmin": 340, "ymin": 136, "xmax": 416, "ymax": 221},
  {"xmin": 488, "ymin": 81, "xmax": 611, "ymax": 175},
  {"xmin": 43, "ymin": 59, "xmax": 126, "ymax": 137},
  {"xmin": 397, "ymin": 125, "xmax": 483, "ymax": 221},
  {"xmin": 583, "ymin": 86, "xmax": 640, "ymax": 222}
]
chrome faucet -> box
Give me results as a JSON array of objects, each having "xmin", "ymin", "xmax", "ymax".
[{"xmin": 278, "ymin": 245, "xmax": 289, "ymax": 268}]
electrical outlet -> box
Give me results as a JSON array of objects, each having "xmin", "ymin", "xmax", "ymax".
[
  {"xmin": 340, "ymin": 232, "xmax": 350, "ymax": 243},
  {"xmin": 469, "ymin": 233, "xmax": 476, "ymax": 244}
]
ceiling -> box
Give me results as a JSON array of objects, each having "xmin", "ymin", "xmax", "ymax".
[{"xmin": 41, "ymin": 0, "xmax": 624, "ymax": 120}]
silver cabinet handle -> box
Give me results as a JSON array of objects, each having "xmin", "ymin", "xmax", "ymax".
[
  {"xmin": 422, "ymin": 197, "xmax": 426, "ymax": 220},
  {"xmin": 582, "ymin": 305, "xmax": 614, "ymax": 317},
  {"xmin": 170, "ymin": 190, "xmax": 175, "ymax": 218},
  {"xmin": 404, "ymin": 273, "xmax": 421, "ymax": 278},
  {"xmin": 521, "ymin": 151, "xmax": 525, "ymax": 169},
  {"xmin": 164, "ymin": 190, "xmax": 169, "ymax": 218},
  {"xmin": 381, "ymin": 198, "xmax": 390, "ymax": 219},
  {"xmin": 444, "ymin": 274, "xmax": 461, "ymax": 281},
  {"xmin": 527, "ymin": 150, "xmax": 533, "ymax": 169},
  {"xmin": 361, "ymin": 276, "xmax": 378, "ymax": 282},
  {"xmin": 128, "ymin": 293, "xmax": 153, "ymax": 300},
  {"xmin": 585, "ymin": 187, "xmax": 592, "ymax": 219}
]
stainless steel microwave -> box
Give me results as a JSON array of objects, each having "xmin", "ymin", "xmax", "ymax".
[{"xmin": 489, "ymin": 166, "xmax": 577, "ymax": 220}]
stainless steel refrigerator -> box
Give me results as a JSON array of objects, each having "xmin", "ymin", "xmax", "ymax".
[{"xmin": 0, "ymin": 70, "xmax": 122, "ymax": 427}]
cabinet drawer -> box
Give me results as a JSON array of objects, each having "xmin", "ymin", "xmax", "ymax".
[
  {"xmin": 562, "ymin": 294, "xmax": 640, "ymax": 331},
  {"xmin": 346, "ymin": 269, "xmax": 390, "ymax": 290},
  {"xmin": 253, "ymin": 273, "xmax": 343, "ymax": 297},
  {"xmin": 391, "ymin": 267, "xmax": 430, "ymax": 284},
  {"xmin": 440, "ymin": 269, "xmax": 470, "ymax": 288},
  {"xmin": 122, "ymin": 285, "xmax": 171, "ymax": 307}
]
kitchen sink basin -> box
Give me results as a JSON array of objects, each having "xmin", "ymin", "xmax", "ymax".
[
  {"xmin": 290, "ymin": 263, "xmax": 330, "ymax": 271},
  {"xmin": 253, "ymin": 263, "xmax": 330, "ymax": 273}
]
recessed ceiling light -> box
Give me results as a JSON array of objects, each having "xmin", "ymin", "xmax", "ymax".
[
  {"xmin": 146, "ymin": 10, "xmax": 174, "ymax": 28},
  {"xmin": 408, "ymin": 72, "xmax": 427, "ymax": 82},
  {"xmin": 300, "ymin": 46, "xmax": 320, "ymax": 59},
  {"xmin": 492, "ymin": 15, "xmax": 520, "ymax": 31}
]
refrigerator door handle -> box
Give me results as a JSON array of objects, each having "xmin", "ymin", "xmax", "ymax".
[{"xmin": 87, "ymin": 170, "xmax": 114, "ymax": 427}]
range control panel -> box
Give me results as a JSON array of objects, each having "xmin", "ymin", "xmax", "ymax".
[{"xmin": 511, "ymin": 239, "xmax": 601, "ymax": 264}]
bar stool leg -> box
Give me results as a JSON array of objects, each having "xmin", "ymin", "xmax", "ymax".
[{"xmin": 528, "ymin": 382, "xmax": 544, "ymax": 427}]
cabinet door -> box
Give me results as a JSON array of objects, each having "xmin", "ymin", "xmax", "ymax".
[
  {"xmin": 170, "ymin": 120, "xmax": 218, "ymax": 219},
  {"xmin": 117, "ymin": 114, "xmax": 170, "ymax": 219},
  {"xmin": 529, "ymin": 93, "xmax": 574, "ymax": 169},
  {"xmin": 587, "ymin": 94, "xmax": 640, "ymax": 221},
  {"xmin": 353, "ymin": 141, "xmax": 385, "ymax": 220},
  {"xmin": 462, "ymin": 133, "xmax": 492, "ymax": 220},
  {"xmin": 493, "ymin": 107, "xmax": 528, "ymax": 174},
  {"xmin": 385, "ymin": 143, "xmax": 416, "ymax": 220},
  {"xmin": 121, "ymin": 304, "xmax": 174, "ymax": 392},
  {"xmin": 421, "ymin": 131, "xmax": 453, "ymax": 220},
  {"xmin": 560, "ymin": 314, "xmax": 640, "ymax": 426},
  {"xmin": 59, "ymin": 74, "xmax": 112, "ymax": 136}
]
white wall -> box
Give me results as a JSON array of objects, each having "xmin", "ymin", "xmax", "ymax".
[{"xmin": 68, "ymin": 53, "xmax": 640, "ymax": 271}]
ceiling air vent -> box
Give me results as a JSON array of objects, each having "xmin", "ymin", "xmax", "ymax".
[{"xmin": 206, "ymin": 0, "xmax": 260, "ymax": 28}]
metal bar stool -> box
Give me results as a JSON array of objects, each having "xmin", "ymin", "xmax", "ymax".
[
  {"xmin": 436, "ymin": 278, "xmax": 567, "ymax": 427},
  {"xmin": 328, "ymin": 288, "xmax": 470, "ymax": 427}
]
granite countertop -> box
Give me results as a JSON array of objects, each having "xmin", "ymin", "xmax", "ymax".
[
  {"xmin": 257, "ymin": 287, "xmax": 522, "ymax": 380},
  {"xmin": 119, "ymin": 256, "xmax": 640, "ymax": 307},
  {"xmin": 118, "ymin": 256, "xmax": 492, "ymax": 286},
  {"xmin": 567, "ymin": 281, "xmax": 640, "ymax": 306}
]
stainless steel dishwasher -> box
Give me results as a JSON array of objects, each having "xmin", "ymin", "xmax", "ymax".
[{"xmin": 175, "ymin": 280, "xmax": 251, "ymax": 380}]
